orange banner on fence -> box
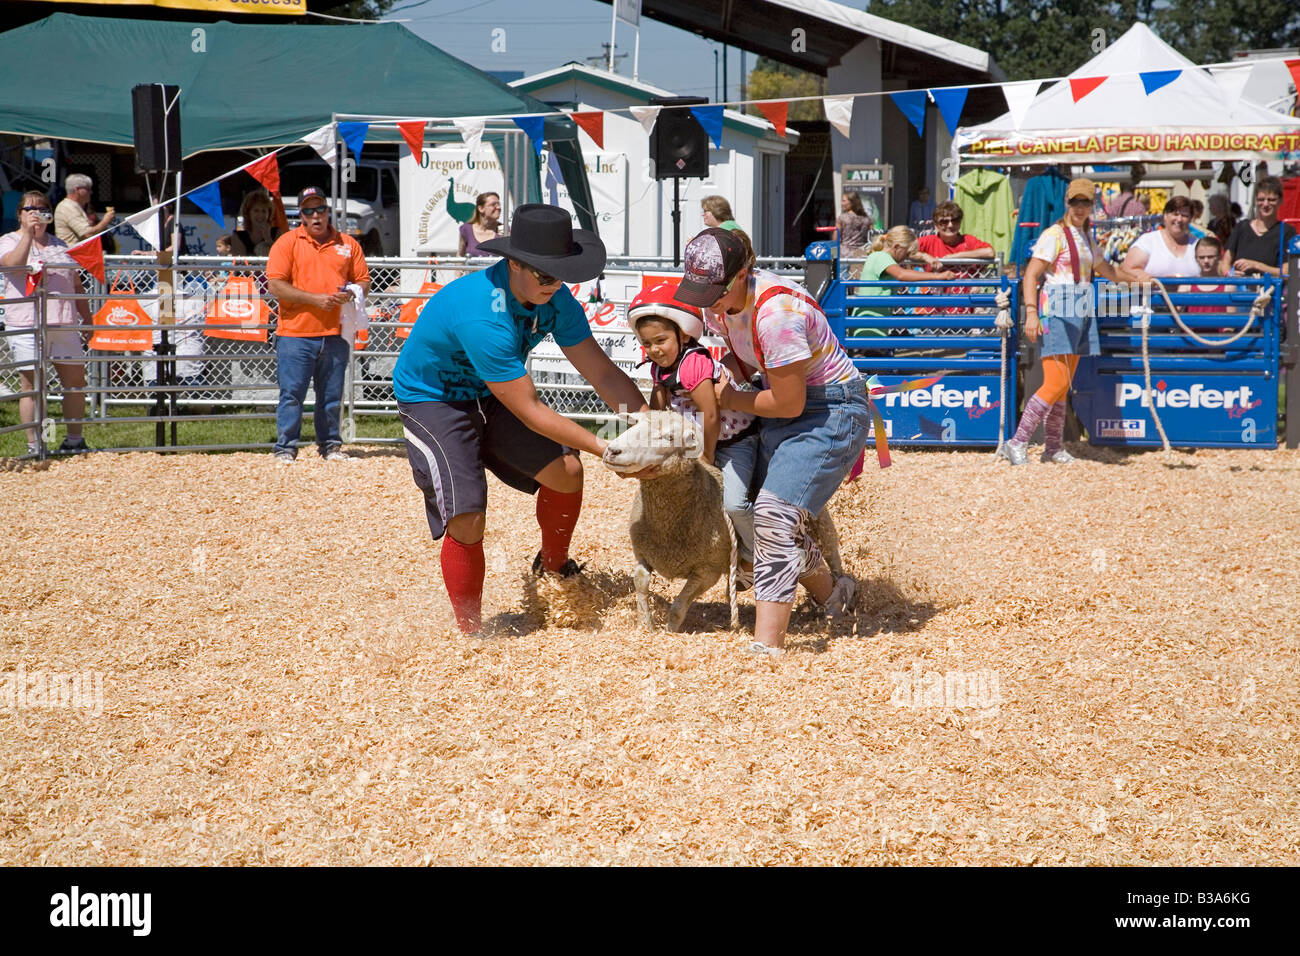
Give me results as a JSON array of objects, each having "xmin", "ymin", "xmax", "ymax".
[
  {"xmin": 204, "ymin": 274, "xmax": 269, "ymax": 341},
  {"xmin": 89, "ymin": 275, "xmax": 153, "ymax": 352},
  {"xmin": 398, "ymin": 281, "xmax": 442, "ymax": 340}
]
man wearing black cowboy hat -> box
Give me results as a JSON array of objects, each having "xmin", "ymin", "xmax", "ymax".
[{"xmin": 393, "ymin": 203, "xmax": 649, "ymax": 635}]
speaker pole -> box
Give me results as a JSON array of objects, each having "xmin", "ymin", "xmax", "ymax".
[{"xmin": 672, "ymin": 178, "xmax": 681, "ymax": 268}]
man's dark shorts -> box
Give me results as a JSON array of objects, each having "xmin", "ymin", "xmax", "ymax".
[{"xmin": 398, "ymin": 396, "xmax": 568, "ymax": 540}]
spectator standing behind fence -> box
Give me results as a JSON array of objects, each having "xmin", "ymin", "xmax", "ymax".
[
  {"xmin": 0, "ymin": 191, "xmax": 91, "ymax": 455},
  {"xmin": 1122, "ymin": 195, "xmax": 1198, "ymax": 280},
  {"xmin": 1226, "ymin": 176, "xmax": 1295, "ymax": 279},
  {"xmin": 231, "ymin": 191, "xmax": 281, "ymax": 257},
  {"xmin": 701, "ymin": 196, "xmax": 740, "ymax": 231},
  {"xmin": 265, "ymin": 186, "xmax": 370, "ymax": 463},
  {"xmin": 853, "ymin": 226, "xmax": 954, "ymax": 328},
  {"xmin": 908, "ymin": 186, "xmax": 934, "ymax": 232},
  {"xmin": 916, "ymin": 201, "xmax": 995, "ymax": 265},
  {"xmin": 1000, "ymin": 179, "xmax": 1137, "ymax": 467},
  {"xmin": 53, "ymin": 174, "xmax": 115, "ymax": 246},
  {"xmin": 836, "ymin": 192, "xmax": 871, "ymax": 257},
  {"xmin": 391, "ymin": 204, "xmax": 650, "ymax": 636},
  {"xmin": 458, "ymin": 192, "xmax": 502, "ymax": 257},
  {"xmin": 1206, "ymin": 193, "xmax": 1236, "ymax": 247}
]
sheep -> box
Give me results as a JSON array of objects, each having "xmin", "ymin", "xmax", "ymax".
[{"xmin": 602, "ymin": 409, "xmax": 845, "ymax": 632}]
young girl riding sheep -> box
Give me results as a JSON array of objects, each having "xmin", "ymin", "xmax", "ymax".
[{"xmin": 629, "ymin": 282, "xmax": 760, "ymax": 580}]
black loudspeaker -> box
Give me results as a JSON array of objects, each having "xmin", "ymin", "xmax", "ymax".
[
  {"xmin": 132, "ymin": 84, "xmax": 182, "ymax": 174},
  {"xmin": 649, "ymin": 95, "xmax": 710, "ymax": 180}
]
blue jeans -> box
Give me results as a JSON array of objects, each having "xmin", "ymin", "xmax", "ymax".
[
  {"xmin": 758, "ymin": 379, "xmax": 870, "ymax": 515},
  {"xmin": 715, "ymin": 431, "xmax": 760, "ymax": 562},
  {"xmin": 275, "ymin": 334, "xmax": 349, "ymax": 455}
]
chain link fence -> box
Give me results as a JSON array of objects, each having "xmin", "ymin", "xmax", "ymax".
[{"xmin": 0, "ymin": 254, "xmax": 812, "ymax": 458}]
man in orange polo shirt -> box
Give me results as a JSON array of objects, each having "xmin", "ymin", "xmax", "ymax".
[{"xmin": 266, "ymin": 186, "xmax": 371, "ymax": 462}]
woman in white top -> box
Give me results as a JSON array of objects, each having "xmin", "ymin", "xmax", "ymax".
[
  {"xmin": 1122, "ymin": 195, "xmax": 1198, "ymax": 280},
  {"xmin": 0, "ymin": 190, "xmax": 92, "ymax": 455}
]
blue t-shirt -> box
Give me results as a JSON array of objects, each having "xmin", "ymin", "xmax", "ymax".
[{"xmin": 393, "ymin": 259, "xmax": 592, "ymax": 402}]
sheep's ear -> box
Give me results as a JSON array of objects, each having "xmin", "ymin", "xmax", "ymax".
[
  {"xmin": 617, "ymin": 410, "xmax": 639, "ymax": 427},
  {"xmin": 682, "ymin": 420, "xmax": 704, "ymax": 458}
]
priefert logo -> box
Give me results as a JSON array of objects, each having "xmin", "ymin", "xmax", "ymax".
[
  {"xmin": 1115, "ymin": 381, "xmax": 1253, "ymax": 410},
  {"xmin": 880, "ymin": 383, "xmax": 993, "ymax": 409}
]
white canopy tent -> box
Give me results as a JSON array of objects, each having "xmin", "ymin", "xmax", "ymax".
[{"xmin": 954, "ymin": 23, "xmax": 1300, "ymax": 166}]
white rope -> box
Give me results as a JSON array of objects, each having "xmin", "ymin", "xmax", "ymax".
[
  {"xmin": 1134, "ymin": 302, "xmax": 1172, "ymax": 454},
  {"xmin": 1149, "ymin": 277, "xmax": 1268, "ymax": 348},
  {"xmin": 1136, "ymin": 279, "xmax": 1273, "ymax": 456},
  {"xmin": 994, "ymin": 287, "xmax": 1013, "ymax": 459},
  {"xmin": 724, "ymin": 513, "xmax": 739, "ymax": 630}
]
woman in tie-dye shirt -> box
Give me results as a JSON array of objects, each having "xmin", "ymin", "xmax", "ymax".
[{"xmin": 673, "ymin": 227, "xmax": 868, "ymax": 655}]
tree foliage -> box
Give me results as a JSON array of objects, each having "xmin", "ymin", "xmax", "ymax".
[
  {"xmin": 864, "ymin": 1, "xmax": 1300, "ymax": 80},
  {"xmin": 746, "ymin": 56, "xmax": 826, "ymax": 121}
]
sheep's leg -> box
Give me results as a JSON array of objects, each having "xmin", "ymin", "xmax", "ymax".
[
  {"xmin": 667, "ymin": 572, "xmax": 720, "ymax": 632},
  {"xmin": 812, "ymin": 507, "xmax": 844, "ymax": 578},
  {"xmin": 633, "ymin": 563, "xmax": 654, "ymax": 629}
]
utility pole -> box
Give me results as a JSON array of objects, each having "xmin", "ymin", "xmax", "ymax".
[{"xmin": 586, "ymin": 43, "xmax": 628, "ymax": 73}]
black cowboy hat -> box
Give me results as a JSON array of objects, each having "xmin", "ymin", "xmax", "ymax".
[{"xmin": 478, "ymin": 203, "xmax": 605, "ymax": 282}]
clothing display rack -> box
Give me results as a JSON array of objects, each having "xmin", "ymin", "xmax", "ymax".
[{"xmin": 1091, "ymin": 213, "xmax": 1161, "ymax": 264}]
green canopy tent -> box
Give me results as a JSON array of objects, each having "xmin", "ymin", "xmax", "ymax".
[{"xmin": 0, "ymin": 13, "xmax": 598, "ymax": 230}]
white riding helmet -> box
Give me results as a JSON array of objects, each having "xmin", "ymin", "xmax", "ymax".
[{"xmin": 627, "ymin": 282, "xmax": 705, "ymax": 340}]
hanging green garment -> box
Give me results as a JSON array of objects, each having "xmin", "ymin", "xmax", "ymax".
[{"xmin": 953, "ymin": 169, "xmax": 1014, "ymax": 260}]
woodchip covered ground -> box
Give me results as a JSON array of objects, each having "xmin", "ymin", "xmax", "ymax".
[{"xmin": 2, "ymin": 443, "xmax": 1297, "ymax": 866}]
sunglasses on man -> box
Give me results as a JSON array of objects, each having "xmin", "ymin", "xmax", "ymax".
[
  {"xmin": 521, "ymin": 263, "xmax": 560, "ymax": 287},
  {"xmin": 935, "ymin": 216, "xmax": 960, "ymax": 226},
  {"xmin": 300, "ymin": 205, "xmax": 330, "ymax": 217}
]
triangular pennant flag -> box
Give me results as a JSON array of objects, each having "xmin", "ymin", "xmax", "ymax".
[
  {"xmin": 1287, "ymin": 60, "xmax": 1300, "ymax": 99},
  {"xmin": 1139, "ymin": 70, "xmax": 1181, "ymax": 95},
  {"xmin": 186, "ymin": 181, "xmax": 225, "ymax": 232},
  {"xmin": 628, "ymin": 105, "xmax": 661, "ymax": 135},
  {"xmin": 544, "ymin": 149, "xmax": 566, "ymax": 206},
  {"xmin": 301, "ymin": 124, "xmax": 337, "ymax": 167},
  {"xmin": 126, "ymin": 207, "xmax": 161, "ymax": 251},
  {"xmin": 1069, "ymin": 76, "xmax": 1107, "ymax": 103},
  {"xmin": 397, "ymin": 121, "xmax": 426, "ymax": 161},
  {"xmin": 756, "ymin": 101, "xmax": 788, "ymax": 138},
  {"xmin": 1211, "ymin": 64, "xmax": 1254, "ymax": 113},
  {"xmin": 453, "ymin": 118, "xmax": 485, "ymax": 154},
  {"xmin": 569, "ymin": 111, "xmax": 604, "ymax": 149},
  {"xmin": 338, "ymin": 122, "xmax": 368, "ymax": 160},
  {"xmin": 1001, "ymin": 80, "xmax": 1039, "ymax": 130},
  {"xmin": 823, "ymin": 95, "xmax": 854, "ymax": 139},
  {"xmin": 66, "ymin": 236, "xmax": 104, "ymax": 284},
  {"xmin": 271, "ymin": 191, "xmax": 290, "ymax": 233},
  {"xmin": 246, "ymin": 153, "xmax": 280, "ymax": 195},
  {"xmin": 512, "ymin": 116, "xmax": 545, "ymax": 157},
  {"xmin": 889, "ymin": 90, "xmax": 927, "ymax": 138},
  {"xmin": 689, "ymin": 106, "xmax": 724, "ymax": 149},
  {"xmin": 930, "ymin": 87, "xmax": 968, "ymax": 137}
]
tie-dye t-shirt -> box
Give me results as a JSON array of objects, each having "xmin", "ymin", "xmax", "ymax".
[
  {"xmin": 1030, "ymin": 223, "xmax": 1103, "ymax": 313},
  {"xmin": 703, "ymin": 269, "xmax": 858, "ymax": 387}
]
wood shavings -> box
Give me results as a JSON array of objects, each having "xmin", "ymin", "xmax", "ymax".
[{"xmin": 0, "ymin": 446, "xmax": 1297, "ymax": 864}]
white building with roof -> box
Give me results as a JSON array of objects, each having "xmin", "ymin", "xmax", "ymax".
[{"xmin": 512, "ymin": 63, "xmax": 799, "ymax": 259}]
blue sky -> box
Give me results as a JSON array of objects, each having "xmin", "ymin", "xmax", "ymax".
[{"xmin": 391, "ymin": 0, "xmax": 747, "ymax": 101}]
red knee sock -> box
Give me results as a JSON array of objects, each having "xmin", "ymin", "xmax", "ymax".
[
  {"xmin": 440, "ymin": 536, "xmax": 484, "ymax": 633},
  {"xmin": 536, "ymin": 486, "xmax": 582, "ymax": 572}
]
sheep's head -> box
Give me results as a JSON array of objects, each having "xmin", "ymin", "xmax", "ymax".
[{"xmin": 601, "ymin": 410, "xmax": 703, "ymax": 474}]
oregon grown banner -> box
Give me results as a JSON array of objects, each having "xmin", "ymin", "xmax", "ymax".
[
  {"xmin": 26, "ymin": 0, "xmax": 304, "ymax": 12},
  {"xmin": 957, "ymin": 127, "xmax": 1300, "ymax": 164}
]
